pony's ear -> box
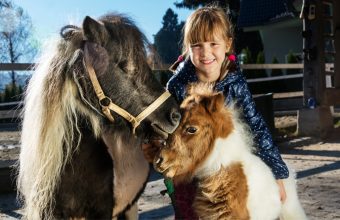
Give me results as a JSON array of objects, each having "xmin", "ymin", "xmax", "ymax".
[
  {"xmin": 83, "ymin": 16, "xmax": 107, "ymax": 43},
  {"xmin": 84, "ymin": 41, "xmax": 109, "ymax": 75},
  {"xmin": 202, "ymin": 93, "xmax": 224, "ymax": 114}
]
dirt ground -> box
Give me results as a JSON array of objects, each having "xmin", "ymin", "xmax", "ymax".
[{"xmin": 0, "ymin": 116, "xmax": 340, "ymax": 220}]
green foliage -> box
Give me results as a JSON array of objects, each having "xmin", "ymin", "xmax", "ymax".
[
  {"xmin": 241, "ymin": 47, "xmax": 252, "ymax": 64},
  {"xmin": 153, "ymin": 8, "xmax": 183, "ymax": 64},
  {"xmin": 0, "ymin": 83, "xmax": 23, "ymax": 102},
  {"xmin": 241, "ymin": 47, "xmax": 255, "ymax": 79},
  {"xmin": 270, "ymin": 56, "xmax": 283, "ymax": 76},
  {"xmin": 255, "ymin": 51, "xmax": 267, "ymax": 78},
  {"xmin": 286, "ymin": 50, "xmax": 299, "ymax": 75},
  {"xmin": 287, "ymin": 50, "xmax": 298, "ymax": 63},
  {"xmin": 256, "ymin": 51, "xmax": 265, "ymax": 64},
  {"xmin": 335, "ymin": 118, "xmax": 340, "ymax": 128}
]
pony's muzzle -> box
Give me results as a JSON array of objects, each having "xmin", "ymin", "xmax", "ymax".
[
  {"xmin": 153, "ymin": 155, "xmax": 165, "ymax": 173},
  {"xmin": 170, "ymin": 108, "xmax": 181, "ymax": 126},
  {"xmin": 155, "ymin": 157, "xmax": 163, "ymax": 166}
]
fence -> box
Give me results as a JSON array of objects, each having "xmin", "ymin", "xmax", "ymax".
[{"xmin": 0, "ymin": 63, "xmax": 305, "ymax": 123}]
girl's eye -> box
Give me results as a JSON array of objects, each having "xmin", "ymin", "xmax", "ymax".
[
  {"xmin": 191, "ymin": 44, "xmax": 200, "ymax": 48},
  {"xmin": 185, "ymin": 127, "xmax": 197, "ymax": 134},
  {"xmin": 211, "ymin": 42, "xmax": 219, "ymax": 46}
]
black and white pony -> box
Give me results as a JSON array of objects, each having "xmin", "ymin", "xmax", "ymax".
[{"xmin": 17, "ymin": 13, "xmax": 180, "ymax": 219}]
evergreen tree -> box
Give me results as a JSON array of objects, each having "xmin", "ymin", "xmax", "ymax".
[
  {"xmin": 153, "ymin": 8, "xmax": 183, "ymax": 64},
  {"xmin": 270, "ymin": 56, "xmax": 283, "ymax": 76},
  {"xmin": 241, "ymin": 47, "xmax": 255, "ymax": 79},
  {"xmin": 2, "ymin": 83, "xmax": 22, "ymax": 102},
  {"xmin": 241, "ymin": 47, "xmax": 252, "ymax": 64},
  {"xmin": 286, "ymin": 50, "xmax": 299, "ymax": 75},
  {"xmin": 255, "ymin": 51, "xmax": 266, "ymax": 78}
]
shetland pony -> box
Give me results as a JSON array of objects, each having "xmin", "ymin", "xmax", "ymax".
[
  {"xmin": 17, "ymin": 13, "xmax": 180, "ymax": 219},
  {"xmin": 154, "ymin": 85, "xmax": 307, "ymax": 220}
]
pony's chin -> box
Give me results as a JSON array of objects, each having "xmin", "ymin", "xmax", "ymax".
[
  {"xmin": 154, "ymin": 166, "xmax": 176, "ymax": 179},
  {"xmin": 151, "ymin": 123, "xmax": 169, "ymax": 139}
]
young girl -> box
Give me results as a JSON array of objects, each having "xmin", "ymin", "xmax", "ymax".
[{"xmin": 163, "ymin": 6, "xmax": 289, "ymax": 219}]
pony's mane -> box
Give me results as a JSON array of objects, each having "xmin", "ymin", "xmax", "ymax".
[
  {"xmin": 181, "ymin": 82, "xmax": 217, "ymax": 109},
  {"xmin": 17, "ymin": 14, "xmax": 143, "ymax": 220},
  {"xmin": 187, "ymin": 82, "xmax": 216, "ymax": 97}
]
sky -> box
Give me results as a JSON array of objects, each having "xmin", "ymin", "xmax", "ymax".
[{"xmin": 14, "ymin": 0, "xmax": 193, "ymax": 43}]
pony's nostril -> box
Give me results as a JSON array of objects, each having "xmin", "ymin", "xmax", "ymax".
[
  {"xmin": 155, "ymin": 157, "xmax": 163, "ymax": 165},
  {"xmin": 170, "ymin": 110, "xmax": 181, "ymax": 124}
]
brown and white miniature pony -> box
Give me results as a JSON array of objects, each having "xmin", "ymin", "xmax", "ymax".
[
  {"xmin": 17, "ymin": 13, "xmax": 180, "ymax": 219},
  {"xmin": 154, "ymin": 85, "xmax": 307, "ymax": 220}
]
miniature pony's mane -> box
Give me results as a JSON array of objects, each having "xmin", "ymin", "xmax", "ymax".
[
  {"xmin": 17, "ymin": 13, "xmax": 149, "ymax": 220},
  {"xmin": 182, "ymin": 84, "xmax": 256, "ymax": 178},
  {"xmin": 181, "ymin": 82, "xmax": 216, "ymax": 109}
]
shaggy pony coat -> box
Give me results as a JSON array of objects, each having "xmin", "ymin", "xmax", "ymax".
[
  {"xmin": 17, "ymin": 13, "xmax": 179, "ymax": 219},
  {"xmin": 154, "ymin": 85, "xmax": 307, "ymax": 220}
]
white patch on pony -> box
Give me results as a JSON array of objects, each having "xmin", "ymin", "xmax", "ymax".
[
  {"xmin": 195, "ymin": 106, "xmax": 253, "ymax": 178},
  {"xmin": 193, "ymin": 106, "xmax": 307, "ymax": 220}
]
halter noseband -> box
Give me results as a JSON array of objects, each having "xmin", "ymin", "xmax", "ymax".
[{"xmin": 84, "ymin": 60, "xmax": 171, "ymax": 134}]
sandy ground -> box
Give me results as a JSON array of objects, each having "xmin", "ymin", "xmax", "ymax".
[{"xmin": 0, "ymin": 116, "xmax": 340, "ymax": 220}]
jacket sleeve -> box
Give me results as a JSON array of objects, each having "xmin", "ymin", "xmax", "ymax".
[
  {"xmin": 166, "ymin": 75, "xmax": 184, "ymax": 103},
  {"xmin": 232, "ymin": 76, "xmax": 289, "ymax": 179},
  {"xmin": 166, "ymin": 62, "xmax": 189, "ymax": 103}
]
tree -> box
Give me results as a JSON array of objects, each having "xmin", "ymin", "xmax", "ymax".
[
  {"xmin": 255, "ymin": 51, "xmax": 266, "ymax": 78},
  {"xmin": 0, "ymin": 0, "xmax": 37, "ymax": 87},
  {"xmin": 286, "ymin": 50, "xmax": 299, "ymax": 75},
  {"xmin": 1, "ymin": 83, "xmax": 23, "ymax": 102},
  {"xmin": 241, "ymin": 47, "xmax": 255, "ymax": 79},
  {"xmin": 153, "ymin": 8, "xmax": 184, "ymax": 65},
  {"xmin": 270, "ymin": 56, "xmax": 283, "ymax": 77}
]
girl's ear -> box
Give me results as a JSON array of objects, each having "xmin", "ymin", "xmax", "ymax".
[{"xmin": 225, "ymin": 38, "xmax": 233, "ymax": 53}]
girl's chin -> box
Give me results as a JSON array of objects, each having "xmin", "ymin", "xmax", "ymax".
[{"xmin": 198, "ymin": 73, "xmax": 220, "ymax": 82}]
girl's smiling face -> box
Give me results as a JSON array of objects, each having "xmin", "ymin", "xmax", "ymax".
[{"xmin": 189, "ymin": 35, "xmax": 231, "ymax": 82}]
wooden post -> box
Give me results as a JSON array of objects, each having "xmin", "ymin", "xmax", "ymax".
[
  {"xmin": 301, "ymin": 0, "xmax": 325, "ymax": 107},
  {"xmin": 298, "ymin": 0, "xmax": 334, "ymax": 136},
  {"xmin": 334, "ymin": 0, "xmax": 340, "ymax": 88}
]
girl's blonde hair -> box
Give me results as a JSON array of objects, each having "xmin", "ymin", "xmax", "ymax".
[
  {"xmin": 170, "ymin": 6, "xmax": 235, "ymax": 78},
  {"xmin": 183, "ymin": 6, "xmax": 234, "ymax": 55}
]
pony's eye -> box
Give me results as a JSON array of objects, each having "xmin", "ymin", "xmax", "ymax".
[
  {"xmin": 186, "ymin": 127, "xmax": 197, "ymax": 134},
  {"xmin": 118, "ymin": 60, "xmax": 128, "ymax": 71}
]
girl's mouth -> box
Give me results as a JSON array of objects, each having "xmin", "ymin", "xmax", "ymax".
[{"xmin": 200, "ymin": 59, "xmax": 215, "ymax": 65}]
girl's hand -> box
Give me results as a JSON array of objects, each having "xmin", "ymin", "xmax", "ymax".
[{"xmin": 276, "ymin": 179, "xmax": 287, "ymax": 203}]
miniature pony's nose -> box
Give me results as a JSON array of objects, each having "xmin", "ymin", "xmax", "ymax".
[
  {"xmin": 170, "ymin": 108, "xmax": 181, "ymax": 125},
  {"xmin": 155, "ymin": 156, "xmax": 163, "ymax": 166}
]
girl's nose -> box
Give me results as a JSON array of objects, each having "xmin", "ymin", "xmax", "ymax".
[{"xmin": 201, "ymin": 44, "xmax": 211, "ymax": 56}]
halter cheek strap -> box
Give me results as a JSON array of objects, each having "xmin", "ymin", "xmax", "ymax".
[{"xmin": 84, "ymin": 60, "xmax": 171, "ymax": 134}]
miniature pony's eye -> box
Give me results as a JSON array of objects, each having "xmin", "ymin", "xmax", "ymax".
[{"xmin": 186, "ymin": 126, "xmax": 197, "ymax": 134}]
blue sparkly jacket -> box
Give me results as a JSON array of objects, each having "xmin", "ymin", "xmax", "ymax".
[{"xmin": 166, "ymin": 59, "xmax": 289, "ymax": 179}]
